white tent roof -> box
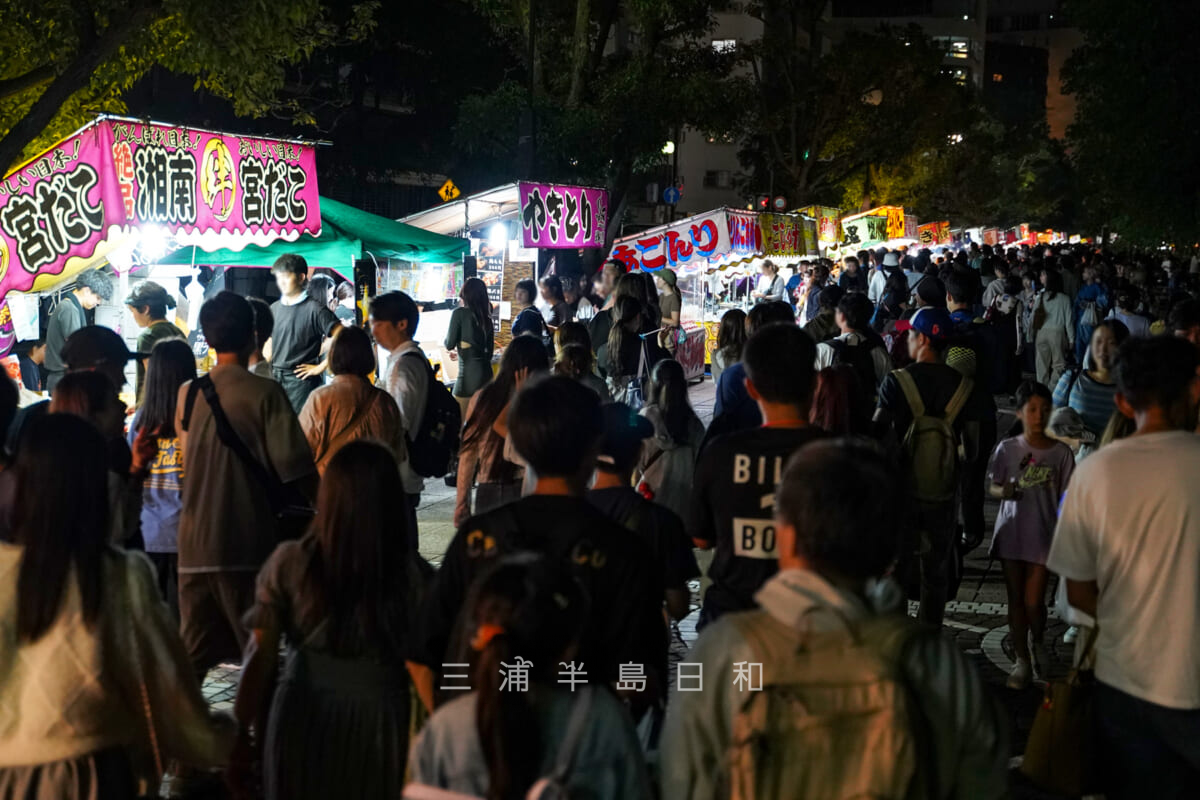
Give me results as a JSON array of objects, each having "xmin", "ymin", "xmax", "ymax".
[{"xmin": 397, "ymin": 183, "xmax": 521, "ymax": 236}]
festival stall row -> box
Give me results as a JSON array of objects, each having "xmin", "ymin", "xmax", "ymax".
[{"xmin": 606, "ymin": 207, "xmax": 821, "ymax": 376}]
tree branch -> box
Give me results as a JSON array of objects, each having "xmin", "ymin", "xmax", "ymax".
[
  {"xmin": 0, "ymin": 66, "xmax": 56, "ymax": 102},
  {"xmin": 0, "ymin": 2, "xmax": 162, "ymax": 174}
]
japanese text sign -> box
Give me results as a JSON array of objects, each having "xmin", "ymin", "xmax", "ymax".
[
  {"xmin": 726, "ymin": 211, "xmax": 761, "ymax": 254},
  {"xmin": 759, "ymin": 213, "xmax": 807, "ymax": 256},
  {"xmin": 0, "ymin": 118, "xmax": 320, "ymax": 305},
  {"xmin": 917, "ymin": 222, "xmax": 942, "ymax": 245},
  {"xmin": 607, "ymin": 209, "xmax": 731, "ymax": 272},
  {"xmin": 800, "ymin": 205, "xmax": 842, "ymax": 244},
  {"xmin": 518, "ymin": 182, "xmax": 608, "ymax": 249},
  {"xmin": 840, "ymin": 213, "xmax": 888, "ymax": 247}
]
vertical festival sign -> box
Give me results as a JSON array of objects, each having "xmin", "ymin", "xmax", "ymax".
[
  {"xmin": 759, "ymin": 213, "xmax": 804, "ymax": 256},
  {"xmin": 607, "ymin": 209, "xmax": 732, "ymax": 271},
  {"xmin": 0, "ymin": 117, "xmax": 321, "ymax": 307},
  {"xmin": 726, "ymin": 210, "xmax": 761, "ymax": 255},
  {"xmin": 518, "ymin": 182, "xmax": 608, "ymax": 249}
]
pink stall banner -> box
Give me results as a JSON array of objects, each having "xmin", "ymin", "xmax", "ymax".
[
  {"xmin": 0, "ymin": 117, "xmax": 320, "ymax": 305},
  {"xmin": 607, "ymin": 209, "xmax": 731, "ymax": 272},
  {"xmin": 518, "ymin": 181, "xmax": 608, "ymax": 249}
]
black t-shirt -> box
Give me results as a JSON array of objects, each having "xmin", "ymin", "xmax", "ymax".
[
  {"xmin": 416, "ymin": 494, "xmax": 666, "ymax": 700},
  {"xmin": 587, "ymin": 487, "xmax": 701, "ymax": 593},
  {"xmin": 268, "ymin": 297, "xmax": 339, "ymax": 369},
  {"xmin": 690, "ymin": 426, "xmax": 826, "ymax": 620},
  {"xmin": 877, "ymin": 361, "xmax": 983, "ymax": 438}
]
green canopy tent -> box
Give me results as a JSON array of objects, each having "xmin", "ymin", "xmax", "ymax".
[{"xmin": 159, "ymin": 196, "xmax": 468, "ymax": 278}]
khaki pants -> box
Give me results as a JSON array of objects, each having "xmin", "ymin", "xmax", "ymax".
[{"xmin": 1036, "ymin": 326, "xmax": 1069, "ymax": 388}]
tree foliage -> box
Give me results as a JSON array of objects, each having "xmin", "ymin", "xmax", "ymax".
[
  {"xmin": 733, "ymin": 1, "xmax": 969, "ymax": 209},
  {"xmin": 1063, "ymin": 0, "xmax": 1200, "ymax": 245},
  {"xmin": 0, "ymin": 0, "xmax": 376, "ymax": 172},
  {"xmin": 452, "ymin": 0, "xmax": 739, "ymax": 244},
  {"xmin": 861, "ymin": 117, "xmax": 1075, "ymax": 229}
]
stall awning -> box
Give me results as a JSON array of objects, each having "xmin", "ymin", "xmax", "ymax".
[
  {"xmin": 398, "ymin": 183, "xmax": 521, "ymax": 236},
  {"xmin": 159, "ymin": 196, "xmax": 469, "ymax": 277},
  {"xmin": 0, "ymin": 115, "xmax": 322, "ymax": 304}
]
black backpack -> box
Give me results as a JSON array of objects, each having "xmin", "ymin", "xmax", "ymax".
[
  {"xmin": 402, "ymin": 351, "xmax": 461, "ymax": 477},
  {"xmin": 829, "ymin": 337, "xmax": 881, "ymax": 400}
]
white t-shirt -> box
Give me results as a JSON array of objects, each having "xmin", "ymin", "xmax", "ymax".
[{"xmin": 1048, "ymin": 431, "xmax": 1200, "ymax": 709}]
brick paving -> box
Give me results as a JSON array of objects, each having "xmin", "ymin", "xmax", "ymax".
[{"xmin": 199, "ymin": 377, "xmax": 1078, "ymax": 798}]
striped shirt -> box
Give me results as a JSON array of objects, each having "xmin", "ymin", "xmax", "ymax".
[{"xmin": 1053, "ymin": 369, "xmax": 1118, "ymax": 437}]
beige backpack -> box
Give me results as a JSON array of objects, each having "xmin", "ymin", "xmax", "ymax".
[{"xmin": 725, "ymin": 609, "xmax": 932, "ymax": 800}]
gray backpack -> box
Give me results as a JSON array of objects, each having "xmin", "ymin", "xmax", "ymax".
[{"xmin": 894, "ymin": 368, "xmax": 972, "ymax": 505}]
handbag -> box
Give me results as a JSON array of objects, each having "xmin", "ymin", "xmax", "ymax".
[
  {"xmin": 620, "ymin": 339, "xmax": 651, "ymax": 411},
  {"xmin": 1020, "ymin": 626, "xmax": 1102, "ymax": 796},
  {"xmin": 183, "ymin": 375, "xmax": 315, "ymax": 540}
]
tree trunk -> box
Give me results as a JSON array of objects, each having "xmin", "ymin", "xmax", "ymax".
[
  {"xmin": 0, "ymin": 3, "xmax": 161, "ymax": 174},
  {"xmin": 566, "ymin": 0, "xmax": 592, "ymax": 109}
]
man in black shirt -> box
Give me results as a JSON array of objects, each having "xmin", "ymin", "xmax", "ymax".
[
  {"xmin": 944, "ymin": 271, "xmax": 999, "ymax": 550},
  {"xmin": 876, "ymin": 307, "xmax": 981, "ymax": 626},
  {"xmin": 588, "ymin": 402, "xmax": 700, "ymax": 621},
  {"xmin": 268, "ymin": 254, "xmax": 340, "ymax": 413},
  {"xmin": 415, "ymin": 376, "xmax": 665, "ymax": 712},
  {"xmin": 692, "ymin": 322, "xmax": 824, "ymax": 628}
]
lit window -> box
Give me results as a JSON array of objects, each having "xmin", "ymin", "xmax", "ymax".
[
  {"xmin": 712, "ymin": 39, "xmax": 736, "ymax": 54},
  {"xmin": 992, "ymin": 73, "xmax": 1003, "ymax": 82}
]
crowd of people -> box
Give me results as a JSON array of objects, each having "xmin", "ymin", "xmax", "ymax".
[{"xmin": 0, "ymin": 241, "xmax": 1198, "ymax": 800}]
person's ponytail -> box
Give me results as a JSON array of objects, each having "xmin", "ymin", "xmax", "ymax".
[{"xmin": 475, "ymin": 633, "xmax": 540, "ymax": 800}]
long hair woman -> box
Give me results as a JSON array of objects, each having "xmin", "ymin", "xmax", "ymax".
[
  {"xmin": 638, "ymin": 359, "xmax": 705, "ymax": 522},
  {"xmin": 234, "ymin": 440, "xmax": 425, "ymax": 800},
  {"xmin": 129, "ymin": 338, "xmax": 195, "ymax": 611},
  {"xmin": 407, "ymin": 557, "xmax": 652, "ymax": 799},
  {"xmin": 710, "ymin": 308, "xmax": 747, "ymax": 384},
  {"xmin": 0, "ymin": 414, "xmax": 234, "ymax": 798},
  {"xmin": 446, "ymin": 276, "xmax": 496, "ymax": 418},
  {"xmin": 603, "ymin": 295, "xmax": 649, "ymax": 402},
  {"xmin": 454, "ymin": 336, "xmax": 551, "ymax": 527}
]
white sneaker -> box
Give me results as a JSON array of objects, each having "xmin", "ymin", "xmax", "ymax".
[
  {"xmin": 1030, "ymin": 638, "xmax": 1050, "ymax": 680},
  {"xmin": 1007, "ymin": 657, "xmax": 1032, "ymax": 689},
  {"xmin": 1063, "ymin": 625, "xmax": 1079, "ymax": 644}
]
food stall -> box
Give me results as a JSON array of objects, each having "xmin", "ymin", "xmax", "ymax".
[
  {"xmin": 607, "ymin": 207, "xmax": 819, "ymax": 377},
  {"xmin": 398, "ymin": 181, "xmax": 609, "ymax": 362},
  {"xmin": 0, "ymin": 115, "xmax": 322, "ymax": 398}
]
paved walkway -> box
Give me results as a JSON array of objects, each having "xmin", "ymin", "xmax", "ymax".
[{"xmin": 200, "ymin": 376, "xmax": 1073, "ymax": 798}]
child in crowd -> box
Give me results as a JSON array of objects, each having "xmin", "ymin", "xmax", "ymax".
[
  {"xmin": 987, "ymin": 381, "xmax": 1075, "ymax": 689},
  {"xmin": 407, "ymin": 557, "xmax": 652, "ymax": 799}
]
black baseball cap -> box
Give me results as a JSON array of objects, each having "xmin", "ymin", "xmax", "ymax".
[
  {"xmin": 62, "ymin": 326, "xmax": 145, "ymax": 371},
  {"xmin": 597, "ymin": 402, "xmax": 654, "ymax": 469}
]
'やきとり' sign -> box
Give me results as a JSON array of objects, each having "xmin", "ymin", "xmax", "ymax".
[
  {"xmin": 0, "ymin": 116, "xmax": 320, "ymax": 305},
  {"xmin": 607, "ymin": 209, "xmax": 732, "ymax": 271},
  {"xmin": 518, "ymin": 181, "xmax": 608, "ymax": 249}
]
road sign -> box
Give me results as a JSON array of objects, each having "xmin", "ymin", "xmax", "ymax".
[
  {"xmin": 773, "ymin": 195, "xmax": 787, "ymax": 211},
  {"xmin": 663, "ymin": 186, "xmax": 681, "ymax": 205},
  {"xmin": 438, "ymin": 179, "xmax": 461, "ymax": 203}
]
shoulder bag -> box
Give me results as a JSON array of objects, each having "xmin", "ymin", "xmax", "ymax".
[
  {"xmin": 183, "ymin": 375, "xmax": 315, "ymax": 540},
  {"xmin": 1020, "ymin": 626, "xmax": 1101, "ymax": 796}
]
